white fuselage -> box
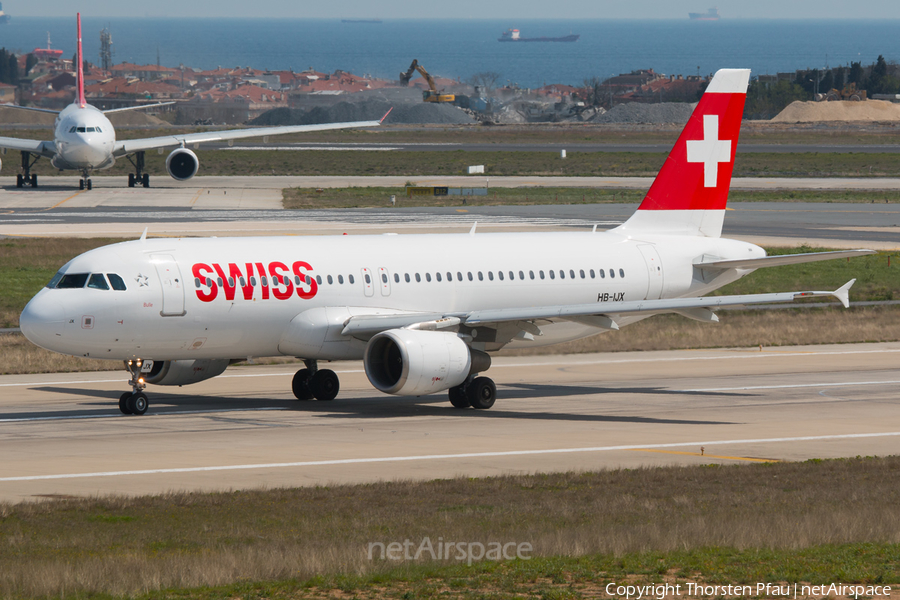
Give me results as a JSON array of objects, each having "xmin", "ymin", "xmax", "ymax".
[
  {"xmin": 20, "ymin": 230, "xmax": 763, "ymax": 363},
  {"xmin": 51, "ymin": 103, "xmax": 116, "ymax": 171}
]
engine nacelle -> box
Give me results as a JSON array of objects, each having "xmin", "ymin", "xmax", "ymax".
[
  {"xmin": 364, "ymin": 329, "xmax": 489, "ymax": 396},
  {"xmin": 142, "ymin": 359, "xmax": 229, "ymax": 386},
  {"xmin": 165, "ymin": 148, "xmax": 199, "ymax": 181}
]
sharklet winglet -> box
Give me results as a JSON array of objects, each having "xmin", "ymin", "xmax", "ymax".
[
  {"xmin": 834, "ymin": 279, "xmax": 855, "ymax": 309},
  {"xmin": 139, "ymin": 227, "xmax": 148, "ymax": 242}
]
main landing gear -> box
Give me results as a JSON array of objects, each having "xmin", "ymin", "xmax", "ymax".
[
  {"xmin": 126, "ymin": 151, "xmax": 150, "ymax": 188},
  {"xmin": 448, "ymin": 375, "xmax": 497, "ymax": 409},
  {"xmin": 120, "ymin": 359, "xmax": 150, "ymax": 415},
  {"xmin": 15, "ymin": 151, "xmax": 38, "ymax": 188},
  {"xmin": 292, "ymin": 359, "xmax": 340, "ymax": 401},
  {"xmin": 79, "ymin": 169, "xmax": 92, "ymax": 191}
]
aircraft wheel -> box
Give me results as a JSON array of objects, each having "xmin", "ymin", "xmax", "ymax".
[
  {"xmin": 30, "ymin": 174, "xmax": 37, "ymax": 188},
  {"xmin": 309, "ymin": 369, "xmax": 339, "ymax": 401},
  {"xmin": 126, "ymin": 392, "xmax": 149, "ymax": 416},
  {"xmin": 291, "ymin": 368, "xmax": 313, "ymax": 400},
  {"xmin": 142, "ymin": 174, "xmax": 150, "ymax": 188},
  {"xmin": 16, "ymin": 174, "xmax": 23, "ymax": 188},
  {"xmin": 119, "ymin": 391, "xmax": 133, "ymax": 415},
  {"xmin": 128, "ymin": 173, "xmax": 135, "ymax": 188},
  {"xmin": 86, "ymin": 179, "xmax": 92, "ymax": 190},
  {"xmin": 467, "ymin": 377, "xmax": 496, "ymax": 410},
  {"xmin": 448, "ymin": 385, "xmax": 471, "ymax": 408},
  {"xmin": 79, "ymin": 179, "xmax": 85, "ymax": 190}
]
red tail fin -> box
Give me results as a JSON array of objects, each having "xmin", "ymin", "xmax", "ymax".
[
  {"xmin": 77, "ymin": 13, "xmax": 86, "ymax": 108},
  {"xmin": 617, "ymin": 68, "xmax": 749, "ymax": 237}
]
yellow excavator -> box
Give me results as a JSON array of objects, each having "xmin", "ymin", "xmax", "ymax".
[{"xmin": 399, "ymin": 59, "xmax": 456, "ymax": 103}]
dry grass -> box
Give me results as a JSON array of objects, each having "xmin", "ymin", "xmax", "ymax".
[
  {"xmin": 502, "ymin": 306, "xmax": 900, "ymax": 356},
  {"xmin": 0, "ymin": 333, "xmax": 112, "ymax": 374},
  {"xmin": 0, "ymin": 457, "xmax": 897, "ymax": 598}
]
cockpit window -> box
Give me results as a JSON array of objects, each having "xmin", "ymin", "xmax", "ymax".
[
  {"xmin": 76, "ymin": 127, "xmax": 86, "ymax": 133},
  {"xmin": 95, "ymin": 127, "xmax": 102, "ymax": 133},
  {"xmin": 56, "ymin": 273, "xmax": 89, "ymax": 289},
  {"xmin": 86, "ymin": 127, "xmax": 96, "ymax": 132},
  {"xmin": 69, "ymin": 126, "xmax": 76, "ymax": 133},
  {"xmin": 87, "ymin": 273, "xmax": 109, "ymax": 290},
  {"xmin": 47, "ymin": 272, "xmax": 64, "ymax": 288},
  {"xmin": 107, "ymin": 273, "xmax": 127, "ymax": 291}
]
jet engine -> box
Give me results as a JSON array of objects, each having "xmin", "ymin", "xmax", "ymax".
[
  {"xmin": 142, "ymin": 359, "xmax": 229, "ymax": 386},
  {"xmin": 364, "ymin": 329, "xmax": 490, "ymax": 396},
  {"xmin": 165, "ymin": 148, "xmax": 200, "ymax": 181}
]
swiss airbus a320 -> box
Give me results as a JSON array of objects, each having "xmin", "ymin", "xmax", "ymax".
[
  {"xmin": 1, "ymin": 14, "xmax": 385, "ymax": 190},
  {"xmin": 20, "ymin": 68, "xmax": 873, "ymax": 415}
]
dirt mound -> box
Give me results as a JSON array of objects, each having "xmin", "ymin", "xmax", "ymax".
[
  {"xmin": 106, "ymin": 110, "xmax": 168, "ymax": 127},
  {"xmin": 592, "ymin": 102, "xmax": 696, "ymax": 124},
  {"xmin": 0, "ymin": 107, "xmax": 55, "ymax": 126},
  {"xmin": 252, "ymin": 99, "xmax": 474, "ymax": 126},
  {"xmin": 772, "ymin": 99, "xmax": 900, "ymax": 122}
]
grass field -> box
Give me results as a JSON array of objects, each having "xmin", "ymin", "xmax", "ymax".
[
  {"xmin": 282, "ymin": 186, "xmax": 900, "ymax": 209},
  {"xmin": 0, "ymin": 457, "xmax": 897, "ymax": 598},
  {"xmin": 18, "ymin": 147, "xmax": 900, "ymax": 179}
]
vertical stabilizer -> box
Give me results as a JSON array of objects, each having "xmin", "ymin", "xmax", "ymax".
[
  {"xmin": 615, "ymin": 68, "xmax": 750, "ymax": 238},
  {"xmin": 76, "ymin": 13, "xmax": 86, "ymax": 108}
]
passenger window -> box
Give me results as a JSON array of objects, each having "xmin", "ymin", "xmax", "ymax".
[
  {"xmin": 457, "ymin": 272, "xmax": 463, "ymax": 281},
  {"xmin": 107, "ymin": 273, "xmax": 127, "ymax": 291},
  {"xmin": 88, "ymin": 273, "xmax": 109, "ymax": 290},
  {"xmin": 529, "ymin": 270, "xmax": 534, "ymax": 280},
  {"xmin": 349, "ymin": 274, "xmax": 355, "ymax": 284},
  {"xmin": 405, "ymin": 273, "xmax": 410, "ymax": 283},
  {"xmin": 328, "ymin": 275, "xmax": 334, "ymax": 284},
  {"xmin": 364, "ymin": 274, "xmax": 370, "ymax": 284},
  {"xmin": 426, "ymin": 273, "xmax": 432, "ymax": 282},
  {"xmin": 478, "ymin": 271, "xmax": 484, "ymax": 281},
  {"xmin": 590, "ymin": 269, "xmax": 595, "ymax": 279},
  {"xmin": 380, "ymin": 273, "xmax": 387, "ymax": 283},
  {"xmin": 468, "ymin": 272, "xmax": 473, "ymax": 281},
  {"xmin": 57, "ymin": 273, "xmax": 89, "ymax": 288},
  {"xmin": 559, "ymin": 270, "xmax": 564, "ymax": 279},
  {"xmin": 261, "ymin": 276, "xmax": 268, "ymax": 287},
  {"xmin": 415, "ymin": 273, "xmax": 421, "ymax": 282},
  {"xmin": 228, "ymin": 277, "xmax": 235, "ymax": 287},
  {"xmin": 511, "ymin": 271, "xmax": 516, "ymax": 280},
  {"xmin": 316, "ymin": 275, "xmax": 323, "ymax": 285},
  {"xmin": 339, "ymin": 275, "xmax": 345, "ymax": 284},
  {"xmin": 571, "ymin": 269, "xmax": 576, "ymax": 279},
  {"xmin": 447, "ymin": 272, "xmax": 452, "ymax": 281},
  {"xmin": 436, "ymin": 272, "xmax": 442, "ymax": 282},
  {"xmin": 488, "ymin": 271, "xmax": 494, "ymax": 281},
  {"xmin": 217, "ymin": 277, "xmax": 224, "ymax": 286},
  {"xmin": 539, "ymin": 270, "xmax": 545, "ymax": 279},
  {"xmin": 610, "ymin": 269, "xmax": 615, "ymax": 279},
  {"xmin": 393, "ymin": 273, "xmax": 398, "ymax": 283},
  {"xmin": 239, "ymin": 276, "xmax": 246, "ymax": 287},
  {"xmin": 619, "ymin": 268, "xmax": 625, "ymax": 278},
  {"xmin": 599, "ymin": 269, "xmax": 605, "ymax": 279},
  {"xmin": 194, "ymin": 278, "xmax": 201, "ymax": 288},
  {"xmin": 550, "ymin": 271, "xmax": 556, "ymax": 280},
  {"xmin": 498, "ymin": 271, "xmax": 504, "ymax": 281},
  {"xmin": 250, "ymin": 276, "xmax": 257, "ymax": 286}
]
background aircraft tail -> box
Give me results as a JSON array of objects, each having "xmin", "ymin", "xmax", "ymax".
[
  {"xmin": 615, "ymin": 68, "xmax": 750, "ymax": 238},
  {"xmin": 76, "ymin": 13, "xmax": 86, "ymax": 108}
]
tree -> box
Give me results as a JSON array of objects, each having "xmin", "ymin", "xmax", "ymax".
[
  {"xmin": 25, "ymin": 53, "xmax": 37, "ymax": 75},
  {"xmin": 582, "ymin": 76, "xmax": 603, "ymax": 106},
  {"xmin": 869, "ymin": 55, "xmax": 888, "ymax": 92},
  {"xmin": 848, "ymin": 61, "xmax": 865, "ymax": 86},
  {"xmin": 468, "ymin": 71, "xmax": 500, "ymax": 95},
  {"xmin": 744, "ymin": 79, "xmax": 808, "ymax": 119}
]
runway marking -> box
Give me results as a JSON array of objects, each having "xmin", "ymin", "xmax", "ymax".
[
  {"xmin": 1, "ymin": 431, "xmax": 897, "ymax": 482},
  {"xmin": 684, "ymin": 379, "xmax": 900, "ymax": 392},
  {"xmin": 0, "ymin": 406, "xmax": 287, "ymax": 423},
  {"xmin": 632, "ymin": 449, "xmax": 779, "ymax": 463},
  {"xmin": 189, "ymin": 189, "xmax": 204, "ymax": 205},
  {"xmin": 44, "ymin": 191, "xmax": 83, "ymax": 211}
]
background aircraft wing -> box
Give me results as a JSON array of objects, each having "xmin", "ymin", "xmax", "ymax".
[
  {"xmin": 113, "ymin": 118, "xmax": 384, "ymax": 156},
  {"xmin": 0, "ymin": 137, "xmax": 56, "ymax": 157},
  {"xmin": 0, "ymin": 104, "xmax": 60, "ymax": 114},
  {"xmin": 102, "ymin": 102, "xmax": 175, "ymax": 114}
]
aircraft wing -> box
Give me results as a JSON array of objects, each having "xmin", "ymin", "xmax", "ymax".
[
  {"xmin": 113, "ymin": 118, "xmax": 384, "ymax": 156},
  {"xmin": 339, "ymin": 281, "xmax": 856, "ymax": 340},
  {"xmin": 0, "ymin": 137, "xmax": 56, "ymax": 157},
  {"xmin": 0, "ymin": 104, "xmax": 60, "ymax": 114}
]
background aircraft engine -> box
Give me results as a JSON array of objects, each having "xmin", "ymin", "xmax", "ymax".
[
  {"xmin": 165, "ymin": 148, "xmax": 199, "ymax": 180},
  {"xmin": 364, "ymin": 329, "xmax": 474, "ymax": 396},
  {"xmin": 142, "ymin": 359, "xmax": 229, "ymax": 386}
]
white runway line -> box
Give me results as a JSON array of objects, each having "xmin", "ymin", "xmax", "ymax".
[
  {"xmin": 0, "ymin": 407, "xmax": 288, "ymax": 423},
  {"xmin": 685, "ymin": 380, "xmax": 900, "ymax": 392},
  {"xmin": 2, "ymin": 431, "xmax": 899, "ymax": 482}
]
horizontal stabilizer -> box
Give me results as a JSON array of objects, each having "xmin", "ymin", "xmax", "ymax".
[
  {"xmin": 103, "ymin": 102, "xmax": 175, "ymax": 114},
  {"xmin": 697, "ymin": 249, "xmax": 875, "ymax": 270}
]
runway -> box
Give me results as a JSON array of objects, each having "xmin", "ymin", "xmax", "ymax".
[{"xmin": 1, "ymin": 342, "xmax": 898, "ymax": 502}]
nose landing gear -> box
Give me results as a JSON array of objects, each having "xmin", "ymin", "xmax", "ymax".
[
  {"xmin": 120, "ymin": 359, "xmax": 150, "ymax": 415},
  {"xmin": 79, "ymin": 170, "xmax": 92, "ymax": 191}
]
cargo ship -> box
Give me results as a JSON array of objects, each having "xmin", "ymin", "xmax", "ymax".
[
  {"xmin": 498, "ymin": 29, "xmax": 579, "ymax": 43},
  {"xmin": 0, "ymin": 3, "xmax": 9, "ymax": 24},
  {"xmin": 689, "ymin": 7, "xmax": 720, "ymax": 20}
]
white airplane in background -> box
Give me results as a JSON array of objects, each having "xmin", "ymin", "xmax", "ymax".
[
  {"xmin": 1, "ymin": 14, "xmax": 385, "ymax": 190},
  {"xmin": 20, "ymin": 68, "xmax": 874, "ymax": 416}
]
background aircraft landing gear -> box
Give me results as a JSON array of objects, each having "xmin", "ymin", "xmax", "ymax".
[
  {"xmin": 448, "ymin": 375, "xmax": 497, "ymax": 409},
  {"xmin": 79, "ymin": 173, "xmax": 92, "ymax": 190},
  {"xmin": 19, "ymin": 152, "xmax": 39, "ymax": 188},
  {"xmin": 127, "ymin": 152, "xmax": 149, "ymax": 188},
  {"xmin": 120, "ymin": 359, "xmax": 150, "ymax": 415},
  {"xmin": 292, "ymin": 360, "xmax": 340, "ymax": 401}
]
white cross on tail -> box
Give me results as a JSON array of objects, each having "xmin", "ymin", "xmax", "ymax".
[{"xmin": 686, "ymin": 114, "xmax": 731, "ymax": 188}]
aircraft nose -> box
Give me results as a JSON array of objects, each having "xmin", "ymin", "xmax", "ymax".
[
  {"xmin": 65, "ymin": 137, "xmax": 108, "ymax": 166},
  {"xmin": 20, "ymin": 292, "xmax": 66, "ymax": 351}
]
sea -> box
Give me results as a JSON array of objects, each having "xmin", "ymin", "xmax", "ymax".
[{"xmin": 2, "ymin": 17, "xmax": 900, "ymax": 89}]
